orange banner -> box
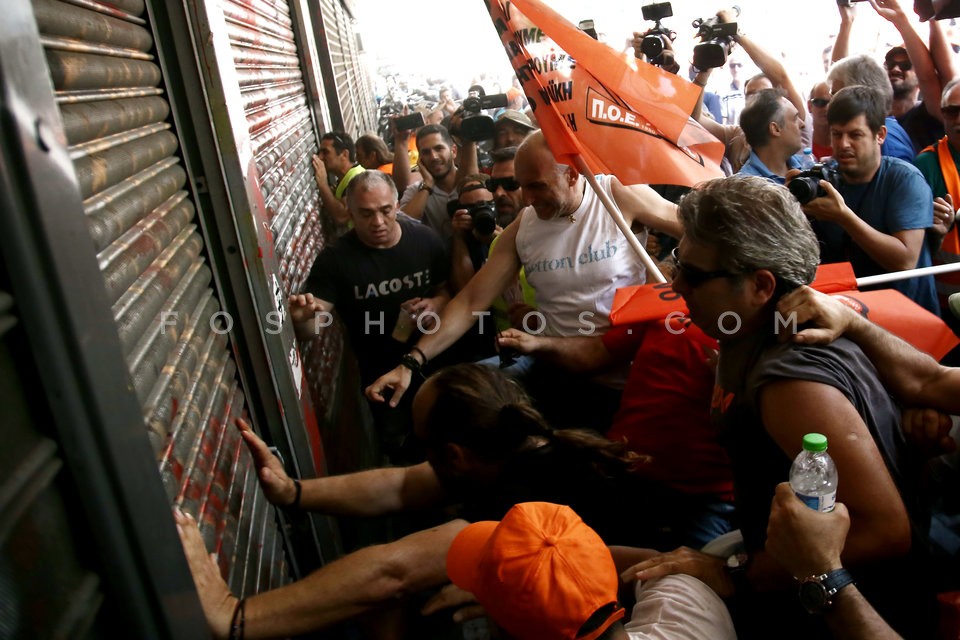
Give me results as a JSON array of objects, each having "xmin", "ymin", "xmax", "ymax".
[
  {"xmin": 486, "ymin": 0, "xmax": 725, "ymax": 187},
  {"xmin": 610, "ymin": 263, "xmax": 958, "ymax": 359}
]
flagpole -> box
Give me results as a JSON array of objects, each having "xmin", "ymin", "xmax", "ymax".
[
  {"xmin": 855, "ymin": 261, "xmax": 960, "ymax": 288},
  {"xmin": 570, "ymin": 155, "xmax": 667, "ymax": 284}
]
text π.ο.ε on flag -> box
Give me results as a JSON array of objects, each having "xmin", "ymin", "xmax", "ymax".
[{"xmin": 485, "ymin": 0, "xmax": 724, "ymax": 187}]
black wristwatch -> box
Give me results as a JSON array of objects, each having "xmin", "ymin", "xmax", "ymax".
[{"xmin": 798, "ymin": 568, "xmax": 854, "ymax": 614}]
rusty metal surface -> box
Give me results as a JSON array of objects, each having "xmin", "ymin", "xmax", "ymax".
[{"xmin": 32, "ymin": 0, "xmax": 292, "ymax": 599}]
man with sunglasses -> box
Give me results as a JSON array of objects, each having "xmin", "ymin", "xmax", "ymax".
[
  {"xmin": 915, "ymin": 78, "xmax": 960, "ymax": 316},
  {"xmin": 808, "ymin": 82, "xmax": 833, "ymax": 160},
  {"xmin": 631, "ymin": 174, "xmax": 932, "ymax": 639},
  {"xmin": 488, "ymin": 146, "xmax": 524, "ymax": 228}
]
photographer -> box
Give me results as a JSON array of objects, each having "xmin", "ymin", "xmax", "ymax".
[
  {"xmin": 449, "ymin": 174, "xmax": 500, "ymax": 293},
  {"xmin": 790, "ymin": 85, "xmax": 938, "ymax": 314},
  {"xmin": 691, "ymin": 7, "xmax": 809, "ymax": 173}
]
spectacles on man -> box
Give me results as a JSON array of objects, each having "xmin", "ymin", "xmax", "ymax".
[
  {"xmin": 809, "ymin": 98, "xmax": 830, "ymax": 108},
  {"xmin": 485, "ymin": 177, "xmax": 521, "ymax": 192},
  {"xmin": 942, "ymin": 105, "xmax": 960, "ymax": 119},
  {"xmin": 885, "ymin": 59, "xmax": 913, "ymax": 72},
  {"xmin": 671, "ymin": 247, "xmax": 739, "ymax": 288}
]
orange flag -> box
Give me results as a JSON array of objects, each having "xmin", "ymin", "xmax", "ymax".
[
  {"xmin": 486, "ymin": 0, "xmax": 725, "ymax": 187},
  {"xmin": 610, "ymin": 262, "xmax": 958, "ymax": 360}
]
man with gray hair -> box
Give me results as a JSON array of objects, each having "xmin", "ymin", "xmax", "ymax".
[
  {"xmin": 626, "ymin": 175, "xmax": 932, "ymax": 638},
  {"xmin": 828, "ymin": 54, "xmax": 915, "ymax": 162},
  {"xmin": 738, "ymin": 88, "xmax": 806, "ymax": 183}
]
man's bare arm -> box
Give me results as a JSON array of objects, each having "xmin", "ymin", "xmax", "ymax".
[
  {"xmin": 610, "ymin": 178, "xmax": 682, "ymax": 238},
  {"xmin": 495, "ymin": 330, "xmax": 617, "ymax": 372},
  {"xmin": 779, "ymin": 286, "xmax": 960, "ymax": 413}
]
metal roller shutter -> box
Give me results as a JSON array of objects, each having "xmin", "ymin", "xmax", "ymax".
[
  {"xmin": 317, "ymin": 0, "xmax": 376, "ymax": 137},
  {"xmin": 31, "ymin": 0, "xmax": 291, "ymax": 596},
  {"xmin": 222, "ymin": 0, "xmax": 322, "ymax": 297}
]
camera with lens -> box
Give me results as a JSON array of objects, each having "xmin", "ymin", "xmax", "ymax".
[
  {"xmin": 465, "ymin": 201, "xmax": 498, "ymax": 235},
  {"xmin": 638, "ymin": 2, "xmax": 676, "ymax": 65},
  {"xmin": 447, "ymin": 199, "xmax": 498, "ymax": 235},
  {"xmin": 692, "ymin": 10, "xmax": 740, "ymax": 69},
  {"xmin": 787, "ymin": 163, "xmax": 842, "ymax": 205},
  {"xmin": 458, "ymin": 87, "xmax": 509, "ymax": 142}
]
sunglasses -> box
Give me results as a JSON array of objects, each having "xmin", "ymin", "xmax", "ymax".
[
  {"xmin": 809, "ymin": 98, "xmax": 830, "ymax": 108},
  {"xmin": 485, "ymin": 177, "xmax": 521, "ymax": 192},
  {"xmin": 885, "ymin": 59, "xmax": 913, "ymax": 72},
  {"xmin": 672, "ymin": 247, "xmax": 739, "ymax": 288},
  {"xmin": 942, "ymin": 105, "xmax": 960, "ymax": 118}
]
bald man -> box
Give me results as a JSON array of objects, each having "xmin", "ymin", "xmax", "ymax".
[{"xmin": 367, "ymin": 130, "xmax": 682, "ymax": 408}]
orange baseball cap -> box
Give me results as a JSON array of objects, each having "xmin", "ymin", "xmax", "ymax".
[{"xmin": 446, "ymin": 502, "xmax": 625, "ymax": 640}]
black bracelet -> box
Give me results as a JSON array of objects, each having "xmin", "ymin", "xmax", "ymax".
[
  {"xmin": 409, "ymin": 346, "xmax": 428, "ymax": 367},
  {"xmin": 400, "ymin": 353, "xmax": 424, "ymax": 377},
  {"xmin": 229, "ymin": 598, "xmax": 245, "ymax": 640},
  {"xmin": 288, "ymin": 479, "xmax": 302, "ymax": 509}
]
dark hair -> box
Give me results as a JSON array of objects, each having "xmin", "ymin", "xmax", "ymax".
[
  {"xmin": 344, "ymin": 170, "xmax": 393, "ymax": 202},
  {"xmin": 457, "ymin": 172, "xmax": 489, "ymax": 193},
  {"xmin": 490, "ymin": 146, "xmax": 518, "ymax": 163},
  {"xmin": 416, "ymin": 123, "xmax": 454, "ymax": 148},
  {"xmin": 321, "ymin": 131, "xmax": 356, "ymax": 163},
  {"xmin": 355, "ymin": 134, "xmax": 394, "ymax": 167},
  {"xmin": 827, "ymin": 85, "xmax": 886, "ymax": 134},
  {"xmin": 421, "ymin": 364, "xmax": 642, "ymax": 472},
  {"xmin": 739, "ymin": 88, "xmax": 787, "ymax": 148}
]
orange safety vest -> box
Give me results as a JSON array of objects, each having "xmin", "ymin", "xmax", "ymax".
[{"xmin": 921, "ymin": 137, "xmax": 960, "ymax": 293}]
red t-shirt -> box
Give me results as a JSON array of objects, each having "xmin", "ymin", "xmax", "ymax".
[{"xmin": 602, "ymin": 318, "xmax": 734, "ymax": 502}]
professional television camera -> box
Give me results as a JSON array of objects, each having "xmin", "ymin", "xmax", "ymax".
[
  {"xmin": 458, "ymin": 86, "xmax": 509, "ymax": 142},
  {"xmin": 638, "ymin": 2, "xmax": 676, "ymax": 66},
  {"xmin": 692, "ymin": 8, "xmax": 740, "ymax": 69}
]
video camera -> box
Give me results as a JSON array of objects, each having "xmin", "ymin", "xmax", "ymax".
[
  {"xmin": 458, "ymin": 86, "xmax": 509, "ymax": 142},
  {"xmin": 787, "ymin": 163, "xmax": 842, "ymax": 205},
  {"xmin": 638, "ymin": 2, "xmax": 676, "ymax": 64},
  {"xmin": 692, "ymin": 8, "xmax": 740, "ymax": 69}
]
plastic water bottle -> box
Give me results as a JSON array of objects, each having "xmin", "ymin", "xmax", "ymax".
[
  {"xmin": 789, "ymin": 433, "xmax": 838, "ymax": 512},
  {"xmin": 799, "ymin": 147, "xmax": 816, "ymax": 170}
]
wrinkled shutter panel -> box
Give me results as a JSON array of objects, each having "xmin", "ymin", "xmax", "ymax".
[
  {"xmin": 222, "ymin": 0, "xmax": 322, "ymax": 296},
  {"xmin": 31, "ymin": 0, "xmax": 290, "ymax": 595},
  {"xmin": 318, "ymin": 0, "xmax": 376, "ymax": 136}
]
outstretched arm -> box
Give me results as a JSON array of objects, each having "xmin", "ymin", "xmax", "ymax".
[
  {"xmin": 610, "ymin": 177, "xmax": 682, "ymax": 238},
  {"xmin": 495, "ymin": 330, "xmax": 616, "ymax": 371},
  {"xmin": 870, "ymin": 0, "xmax": 943, "ymax": 119},
  {"xmin": 177, "ymin": 508, "xmax": 466, "ymax": 639},
  {"xmin": 730, "ymin": 26, "xmax": 806, "ymax": 120},
  {"xmin": 832, "ymin": 2, "xmax": 857, "ymax": 64},
  {"xmin": 237, "ymin": 418, "xmax": 444, "ymax": 516},
  {"xmin": 778, "ymin": 285, "xmax": 960, "ymax": 413},
  {"xmin": 366, "ymin": 216, "xmax": 523, "ymax": 406}
]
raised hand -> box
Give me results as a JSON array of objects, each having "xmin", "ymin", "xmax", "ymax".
[{"xmin": 174, "ymin": 509, "xmax": 237, "ymax": 640}]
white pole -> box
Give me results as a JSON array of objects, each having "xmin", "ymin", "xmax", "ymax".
[
  {"xmin": 570, "ymin": 155, "xmax": 667, "ymax": 284},
  {"xmin": 855, "ymin": 261, "xmax": 960, "ymax": 287}
]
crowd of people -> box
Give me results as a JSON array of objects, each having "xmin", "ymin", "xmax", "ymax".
[{"xmin": 176, "ymin": 0, "xmax": 960, "ymax": 638}]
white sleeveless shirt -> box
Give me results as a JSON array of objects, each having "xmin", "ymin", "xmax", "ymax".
[{"xmin": 515, "ymin": 174, "xmax": 647, "ymax": 336}]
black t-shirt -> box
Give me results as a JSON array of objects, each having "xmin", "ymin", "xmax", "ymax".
[
  {"xmin": 898, "ymin": 102, "xmax": 945, "ymax": 155},
  {"xmin": 714, "ymin": 332, "xmax": 932, "ymax": 638},
  {"xmin": 306, "ymin": 218, "xmax": 448, "ymax": 383}
]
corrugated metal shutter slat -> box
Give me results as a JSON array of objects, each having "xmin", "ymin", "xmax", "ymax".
[{"xmin": 32, "ymin": 0, "xmax": 290, "ymax": 598}]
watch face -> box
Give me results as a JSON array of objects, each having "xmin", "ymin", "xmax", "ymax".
[{"xmin": 799, "ymin": 580, "xmax": 829, "ymax": 614}]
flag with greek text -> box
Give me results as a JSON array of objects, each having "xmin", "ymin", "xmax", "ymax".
[
  {"xmin": 486, "ymin": 0, "xmax": 725, "ymax": 186},
  {"xmin": 610, "ymin": 263, "xmax": 959, "ymax": 360}
]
